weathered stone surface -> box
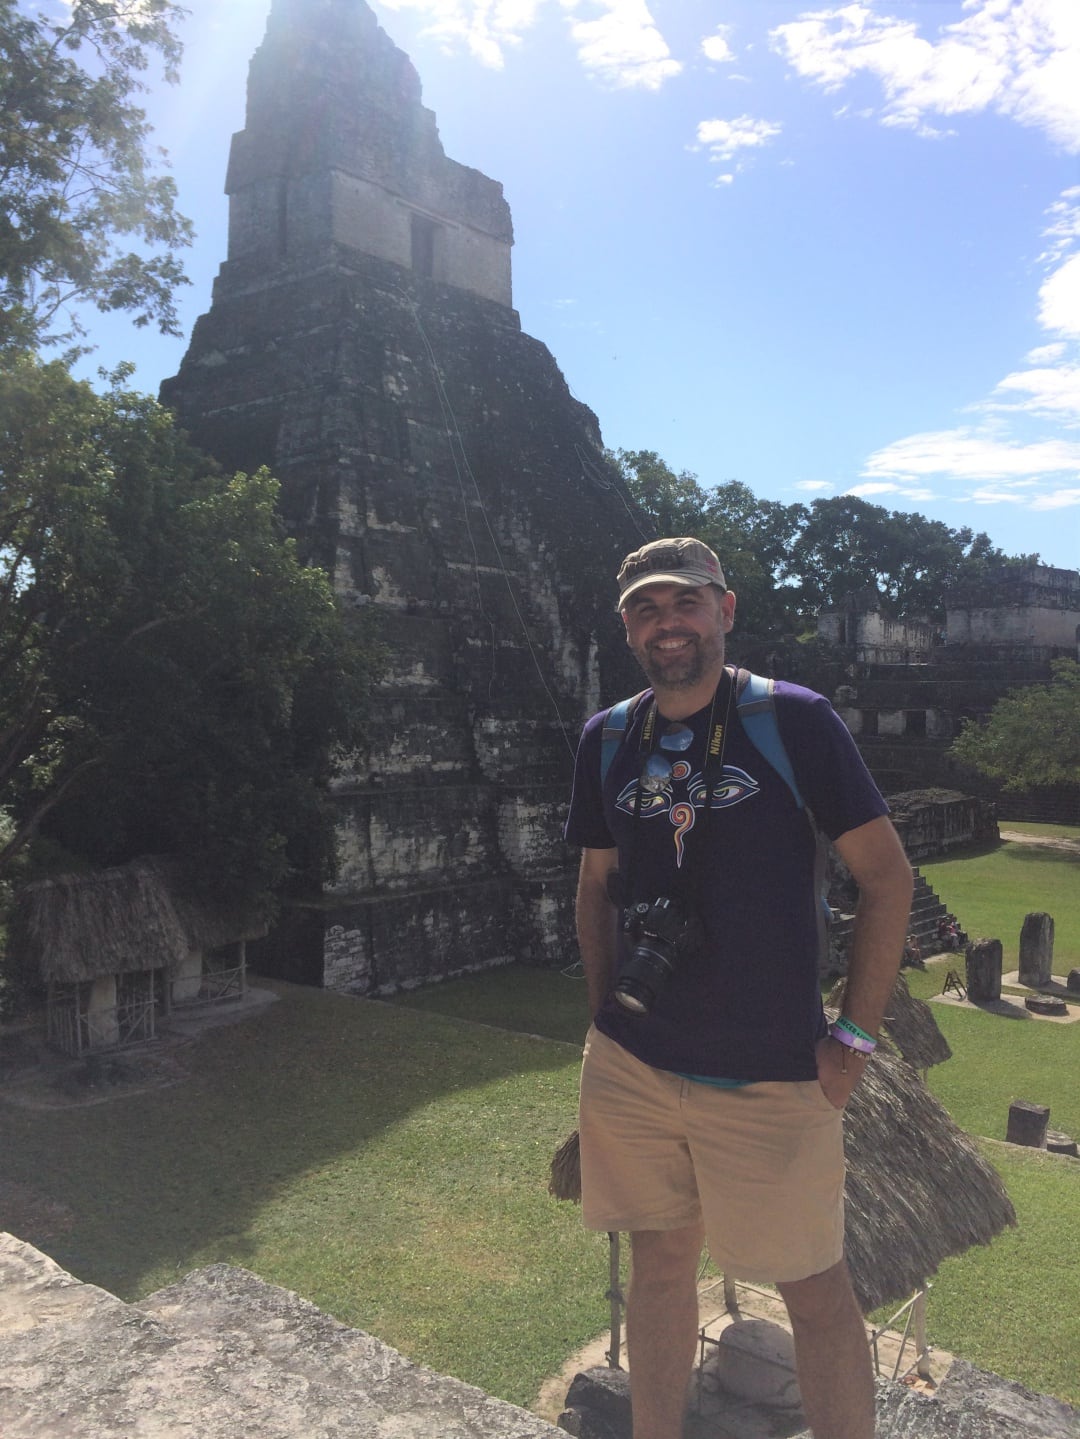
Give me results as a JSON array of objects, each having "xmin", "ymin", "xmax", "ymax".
[
  {"xmin": 560, "ymin": 1362, "xmax": 1080, "ymax": 1439},
  {"xmin": 1006, "ymin": 1099, "xmax": 1050, "ymax": 1148},
  {"xmin": 6, "ymin": 1240, "xmax": 1078, "ymax": 1439},
  {"xmin": 1025, "ymin": 995, "xmax": 1068, "ymax": 1017},
  {"xmin": 0, "ymin": 1235, "xmax": 563, "ymax": 1439},
  {"xmin": 1046, "ymin": 1131, "xmax": 1080, "ymax": 1157},
  {"xmin": 1019, "ymin": 912, "xmax": 1055, "ymax": 988},
  {"xmin": 1068, "ymin": 969, "xmax": 1080, "ymax": 993},
  {"xmin": 708, "ymin": 1320, "xmax": 800, "ymax": 1409},
  {"xmin": 161, "ymin": 0, "xmax": 642, "ymax": 994},
  {"xmin": 966, "ymin": 938, "xmax": 1003, "ymax": 1002}
]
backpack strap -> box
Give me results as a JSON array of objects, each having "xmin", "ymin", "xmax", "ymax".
[
  {"xmin": 735, "ymin": 669, "xmax": 805, "ymax": 810},
  {"xmin": 600, "ymin": 690, "xmax": 649, "ymax": 786},
  {"xmin": 735, "ymin": 669, "xmax": 831, "ymax": 962}
]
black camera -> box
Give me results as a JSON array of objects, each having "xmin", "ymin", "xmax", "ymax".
[{"xmin": 616, "ymin": 897, "xmax": 703, "ymax": 1014}]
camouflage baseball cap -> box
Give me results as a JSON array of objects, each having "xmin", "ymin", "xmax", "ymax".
[{"xmin": 617, "ymin": 537, "xmax": 727, "ymax": 608}]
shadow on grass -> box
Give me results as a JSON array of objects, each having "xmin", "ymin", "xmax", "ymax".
[
  {"xmin": 0, "ymin": 979, "xmax": 583, "ymax": 1307},
  {"xmin": 999, "ymin": 845, "xmax": 1080, "ymax": 867}
]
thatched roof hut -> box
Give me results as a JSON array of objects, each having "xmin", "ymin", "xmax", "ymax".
[
  {"xmin": 141, "ymin": 857, "xmax": 267, "ymax": 951},
  {"xmin": 829, "ymin": 973, "xmax": 952, "ymax": 1070},
  {"xmin": 840, "ymin": 1043, "xmax": 1014, "ymax": 1313},
  {"xmin": 9, "ymin": 857, "xmax": 267, "ymax": 987},
  {"xmin": 551, "ymin": 1046, "xmax": 1014, "ymax": 1315},
  {"xmin": 11, "ymin": 862, "xmax": 190, "ymax": 984}
]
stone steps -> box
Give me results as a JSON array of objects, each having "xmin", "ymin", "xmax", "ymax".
[
  {"xmin": 829, "ymin": 870, "xmax": 958, "ymax": 967},
  {"xmin": 0, "ymin": 1234, "xmax": 561, "ymax": 1439}
]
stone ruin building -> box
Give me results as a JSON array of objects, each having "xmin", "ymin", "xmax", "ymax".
[
  {"xmin": 818, "ymin": 565, "xmax": 1080, "ymax": 823},
  {"xmin": 161, "ymin": 0, "xmax": 643, "ymax": 994}
]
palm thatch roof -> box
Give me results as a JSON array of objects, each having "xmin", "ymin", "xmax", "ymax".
[
  {"xmin": 550, "ymin": 1047, "xmax": 1014, "ymax": 1315},
  {"xmin": 841, "ymin": 1043, "xmax": 1014, "ymax": 1312},
  {"xmin": 11, "ymin": 862, "xmax": 190, "ymax": 984},
  {"xmin": 829, "ymin": 973, "xmax": 952, "ymax": 1070},
  {"xmin": 141, "ymin": 857, "xmax": 267, "ymax": 950},
  {"xmin": 11, "ymin": 857, "xmax": 268, "ymax": 986}
]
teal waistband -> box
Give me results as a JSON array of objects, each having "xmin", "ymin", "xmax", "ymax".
[{"xmin": 675, "ymin": 1073, "xmax": 750, "ymax": 1089}]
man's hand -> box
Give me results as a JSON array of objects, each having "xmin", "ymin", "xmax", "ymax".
[{"xmin": 815, "ymin": 1034, "xmax": 869, "ymax": 1110}]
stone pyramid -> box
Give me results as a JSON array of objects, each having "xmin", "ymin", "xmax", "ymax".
[{"xmin": 161, "ymin": 0, "xmax": 642, "ymax": 992}]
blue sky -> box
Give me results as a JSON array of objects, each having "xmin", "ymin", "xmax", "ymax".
[{"xmin": 75, "ymin": 0, "xmax": 1080, "ymax": 571}]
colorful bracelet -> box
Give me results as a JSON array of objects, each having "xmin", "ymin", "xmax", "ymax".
[
  {"xmin": 833, "ymin": 1014, "xmax": 876, "ymax": 1044},
  {"xmin": 829, "ymin": 1019, "xmax": 876, "ymax": 1055}
]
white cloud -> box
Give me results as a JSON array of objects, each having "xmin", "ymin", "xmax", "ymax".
[
  {"xmin": 862, "ymin": 428, "xmax": 1080, "ymax": 515},
  {"xmin": 696, "ymin": 115, "xmax": 782, "ymax": 163},
  {"xmin": 846, "ymin": 480, "xmax": 935, "ymax": 501},
  {"xmin": 561, "ymin": 0, "xmax": 681, "ymax": 89},
  {"xmin": 701, "ymin": 26, "xmax": 735, "ymax": 64},
  {"xmin": 379, "ymin": 0, "xmax": 541, "ymax": 68},
  {"xmin": 986, "ymin": 364, "xmax": 1080, "ymax": 424},
  {"xmin": 1030, "ymin": 487, "xmax": 1080, "ymax": 509},
  {"xmin": 793, "ymin": 480, "xmax": 833, "ymax": 492},
  {"xmin": 380, "ymin": 0, "xmax": 682, "ymax": 82},
  {"xmin": 1026, "ymin": 342, "xmax": 1067, "ymax": 363},
  {"xmin": 770, "ymin": 0, "xmax": 1080, "ymax": 153},
  {"xmin": 1038, "ymin": 252, "xmax": 1080, "ymax": 337},
  {"xmin": 864, "ymin": 429, "xmax": 1080, "ymax": 483}
]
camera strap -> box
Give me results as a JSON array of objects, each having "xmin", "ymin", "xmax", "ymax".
[{"xmin": 623, "ymin": 666, "xmax": 736, "ymax": 910}]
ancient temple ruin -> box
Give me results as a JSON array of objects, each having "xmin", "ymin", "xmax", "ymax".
[
  {"xmin": 821, "ymin": 563, "xmax": 1080, "ymax": 819},
  {"xmin": 161, "ymin": 0, "xmax": 642, "ymax": 992}
]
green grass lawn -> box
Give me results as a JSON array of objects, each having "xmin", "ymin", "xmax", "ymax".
[
  {"xmin": 3, "ymin": 825, "xmax": 1079, "ymax": 1409},
  {"xmin": 0, "ymin": 987, "xmax": 605, "ymax": 1408},
  {"xmin": 919, "ymin": 828, "xmax": 1080, "ymax": 973}
]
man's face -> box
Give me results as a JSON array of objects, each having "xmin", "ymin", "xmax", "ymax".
[{"xmin": 621, "ymin": 582, "xmax": 736, "ymax": 692}]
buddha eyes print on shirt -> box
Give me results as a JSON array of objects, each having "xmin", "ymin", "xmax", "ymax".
[{"xmin": 614, "ymin": 764, "xmax": 761, "ymax": 867}]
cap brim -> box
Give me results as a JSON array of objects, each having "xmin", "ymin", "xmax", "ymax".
[{"xmin": 618, "ymin": 571, "xmax": 724, "ymax": 607}]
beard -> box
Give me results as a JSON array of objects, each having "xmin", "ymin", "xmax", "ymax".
[{"xmin": 634, "ymin": 629, "xmax": 725, "ymax": 692}]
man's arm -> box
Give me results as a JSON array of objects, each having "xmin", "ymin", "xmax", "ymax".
[
  {"xmin": 576, "ymin": 846, "xmax": 620, "ymax": 1019},
  {"xmin": 817, "ymin": 814, "xmax": 913, "ymax": 1107}
]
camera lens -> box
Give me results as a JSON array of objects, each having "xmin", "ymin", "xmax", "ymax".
[{"xmin": 614, "ymin": 935, "xmax": 676, "ymax": 1014}]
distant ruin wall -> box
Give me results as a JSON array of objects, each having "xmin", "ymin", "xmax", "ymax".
[{"xmin": 887, "ymin": 789, "xmax": 999, "ymax": 861}]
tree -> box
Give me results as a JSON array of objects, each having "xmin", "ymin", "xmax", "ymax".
[
  {"xmin": 0, "ymin": 0, "xmax": 192, "ymax": 354},
  {"xmin": 949, "ymin": 660, "xmax": 1080, "ymax": 792},
  {"xmin": 612, "ymin": 450, "xmax": 804, "ymax": 635},
  {"xmin": 785, "ymin": 497, "xmax": 1023, "ymax": 623},
  {"xmin": 0, "ymin": 358, "xmax": 380, "ymax": 913}
]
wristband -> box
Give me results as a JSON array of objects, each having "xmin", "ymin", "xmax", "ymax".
[
  {"xmin": 829, "ymin": 1021, "xmax": 876, "ymax": 1055},
  {"xmin": 832, "ymin": 1015, "xmax": 876, "ymax": 1045}
]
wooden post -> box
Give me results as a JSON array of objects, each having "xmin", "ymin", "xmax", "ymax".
[
  {"xmin": 607, "ymin": 1232, "xmax": 623, "ymax": 1368},
  {"xmin": 913, "ymin": 1291, "xmax": 931, "ymax": 1380}
]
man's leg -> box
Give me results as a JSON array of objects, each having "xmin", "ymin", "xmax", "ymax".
[
  {"xmin": 777, "ymin": 1259, "xmax": 874, "ymax": 1439},
  {"xmin": 626, "ymin": 1222, "xmax": 705, "ymax": 1439}
]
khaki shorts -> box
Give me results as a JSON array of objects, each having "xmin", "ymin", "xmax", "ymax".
[{"xmin": 579, "ymin": 1026, "xmax": 845, "ymax": 1285}]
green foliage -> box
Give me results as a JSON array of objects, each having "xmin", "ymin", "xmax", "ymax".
[
  {"xmin": 949, "ymin": 660, "xmax": 1080, "ymax": 792},
  {"xmin": 0, "ymin": 0, "xmax": 192, "ymax": 353},
  {"xmin": 611, "ymin": 451, "xmax": 1025, "ymax": 629},
  {"xmin": 611, "ymin": 449, "xmax": 804, "ymax": 634},
  {"xmin": 0, "ymin": 356, "xmax": 380, "ymax": 914},
  {"xmin": 784, "ymin": 495, "xmax": 1025, "ymax": 622}
]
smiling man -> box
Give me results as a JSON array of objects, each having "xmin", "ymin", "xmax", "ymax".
[{"xmin": 565, "ymin": 537, "xmax": 914, "ymax": 1439}]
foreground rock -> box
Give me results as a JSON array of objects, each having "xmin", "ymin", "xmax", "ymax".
[
  {"xmin": 561, "ymin": 1353, "xmax": 1080, "ymax": 1439},
  {"xmin": 0, "ymin": 1234, "xmax": 560, "ymax": 1439},
  {"xmin": 3, "ymin": 1234, "xmax": 1078, "ymax": 1439}
]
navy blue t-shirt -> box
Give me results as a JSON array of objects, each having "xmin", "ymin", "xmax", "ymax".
[{"xmin": 564, "ymin": 678, "xmax": 888, "ymax": 1083}]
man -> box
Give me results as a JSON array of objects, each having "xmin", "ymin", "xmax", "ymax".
[{"xmin": 565, "ymin": 537, "xmax": 913, "ymax": 1439}]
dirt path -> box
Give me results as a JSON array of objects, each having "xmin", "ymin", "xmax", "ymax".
[{"xmin": 999, "ymin": 828, "xmax": 1080, "ymax": 856}]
